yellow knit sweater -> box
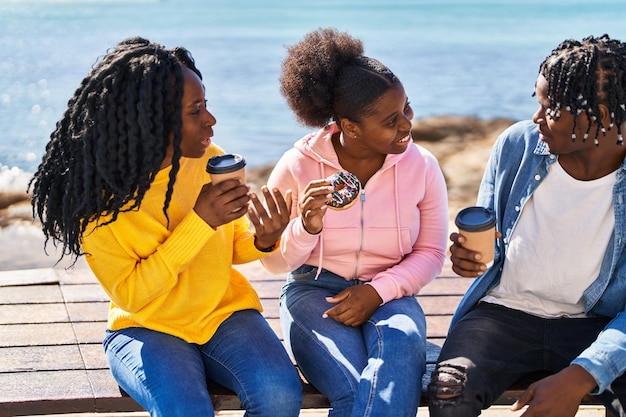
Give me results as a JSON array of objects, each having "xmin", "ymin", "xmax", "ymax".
[{"xmin": 81, "ymin": 145, "xmax": 265, "ymax": 344}]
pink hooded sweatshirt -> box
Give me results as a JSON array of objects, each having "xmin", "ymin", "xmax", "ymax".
[{"xmin": 261, "ymin": 122, "xmax": 448, "ymax": 303}]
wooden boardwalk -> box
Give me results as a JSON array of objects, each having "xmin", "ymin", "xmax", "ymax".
[
  {"xmin": 0, "ymin": 261, "xmax": 612, "ymax": 416},
  {"xmin": 0, "ymin": 260, "xmax": 467, "ymax": 416}
]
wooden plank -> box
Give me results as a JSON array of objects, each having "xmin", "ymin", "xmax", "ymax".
[
  {"xmin": 426, "ymin": 315, "xmax": 454, "ymax": 339},
  {"xmin": 234, "ymin": 261, "xmax": 275, "ymax": 282},
  {"xmin": 72, "ymin": 321, "xmax": 107, "ymax": 345},
  {"xmin": 54, "ymin": 267, "xmax": 99, "ymax": 285},
  {"xmin": 60, "ymin": 283, "xmax": 109, "ymax": 303},
  {"xmin": 420, "ymin": 276, "xmax": 473, "ymax": 296},
  {"xmin": 0, "ymin": 284, "xmax": 63, "ymax": 305},
  {"xmin": 0, "ymin": 302, "xmax": 69, "ymax": 325},
  {"xmin": 417, "ymin": 295, "xmax": 462, "ymax": 315},
  {"xmin": 0, "ymin": 345, "xmax": 84, "ymax": 373},
  {"xmin": 250, "ymin": 280, "xmax": 283, "ymax": 298},
  {"xmin": 0, "ymin": 398, "xmax": 95, "ymax": 417},
  {"xmin": 79, "ymin": 343, "xmax": 109, "ymax": 370},
  {"xmin": 259, "ymin": 298, "xmax": 279, "ymax": 318},
  {"xmin": 65, "ymin": 301, "xmax": 109, "ymax": 323},
  {"xmin": 0, "ymin": 268, "xmax": 58, "ymax": 287},
  {"xmin": 0, "ymin": 369, "xmax": 93, "ymax": 405},
  {"xmin": 87, "ymin": 369, "xmax": 142, "ymax": 411},
  {"xmin": 0, "ymin": 322, "xmax": 76, "ymax": 348}
]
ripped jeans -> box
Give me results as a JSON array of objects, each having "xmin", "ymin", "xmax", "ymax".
[
  {"xmin": 280, "ymin": 265, "xmax": 427, "ymax": 417},
  {"xmin": 428, "ymin": 302, "xmax": 626, "ymax": 417}
]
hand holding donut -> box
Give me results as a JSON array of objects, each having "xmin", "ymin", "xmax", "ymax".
[
  {"xmin": 299, "ymin": 172, "xmax": 361, "ymax": 234},
  {"xmin": 299, "ymin": 179, "xmax": 333, "ymax": 234}
]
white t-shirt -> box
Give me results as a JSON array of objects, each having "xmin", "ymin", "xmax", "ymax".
[{"xmin": 481, "ymin": 160, "xmax": 616, "ymax": 318}]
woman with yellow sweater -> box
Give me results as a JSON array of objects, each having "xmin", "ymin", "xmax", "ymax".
[{"xmin": 29, "ymin": 37, "xmax": 302, "ymax": 417}]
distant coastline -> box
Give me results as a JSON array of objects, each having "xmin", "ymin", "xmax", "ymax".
[{"xmin": 0, "ymin": 115, "xmax": 517, "ymax": 271}]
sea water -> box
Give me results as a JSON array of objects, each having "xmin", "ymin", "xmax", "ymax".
[{"xmin": 1, "ymin": 0, "xmax": 625, "ymax": 185}]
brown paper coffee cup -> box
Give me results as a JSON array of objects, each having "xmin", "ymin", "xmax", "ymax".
[
  {"xmin": 455, "ymin": 206, "xmax": 496, "ymax": 264},
  {"xmin": 206, "ymin": 154, "xmax": 247, "ymax": 184}
]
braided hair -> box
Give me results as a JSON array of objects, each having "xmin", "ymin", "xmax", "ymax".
[
  {"xmin": 29, "ymin": 36, "xmax": 202, "ymax": 263},
  {"xmin": 537, "ymin": 34, "xmax": 626, "ymax": 145},
  {"xmin": 280, "ymin": 27, "xmax": 400, "ymax": 128}
]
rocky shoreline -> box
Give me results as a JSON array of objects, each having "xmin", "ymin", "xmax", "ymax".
[
  {"xmin": 0, "ymin": 115, "xmax": 517, "ymax": 270},
  {"xmin": 410, "ymin": 115, "xmax": 515, "ymax": 221}
]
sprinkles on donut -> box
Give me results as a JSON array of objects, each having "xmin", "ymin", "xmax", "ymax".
[{"xmin": 326, "ymin": 171, "xmax": 361, "ymax": 210}]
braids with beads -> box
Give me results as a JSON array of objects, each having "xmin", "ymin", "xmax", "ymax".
[
  {"xmin": 29, "ymin": 36, "xmax": 202, "ymax": 263},
  {"xmin": 537, "ymin": 34, "xmax": 626, "ymax": 145},
  {"xmin": 280, "ymin": 27, "xmax": 400, "ymax": 128}
]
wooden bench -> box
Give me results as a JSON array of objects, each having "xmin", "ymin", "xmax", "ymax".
[{"xmin": 0, "ymin": 262, "xmax": 614, "ymax": 416}]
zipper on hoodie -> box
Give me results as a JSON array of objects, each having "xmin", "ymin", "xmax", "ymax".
[{"xmin": 353, "ymin": 188, "xmax": 366, "ymax": 279}]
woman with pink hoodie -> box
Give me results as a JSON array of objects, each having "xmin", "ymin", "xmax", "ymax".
[{"xmin": 261, "ymin": 28, "xmax": 448, "ymax": 417}]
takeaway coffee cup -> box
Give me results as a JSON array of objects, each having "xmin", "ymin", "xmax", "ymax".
[
  {"xmin": 206, "ymin": 154, "xmax": 247, "ymax": 184},
  {"xmin": 455, "ymin": 206, "xmax": 496, "ymax": 264}
]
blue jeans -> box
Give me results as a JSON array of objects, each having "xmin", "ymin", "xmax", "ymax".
[
  {"xmin": 280, "ymin": 265, "xmax": 427, "ymax": 417},
  {"xmin": 103, "ymin": 309, "xmax": 302, "ymax": 417},
  {"xmin": 428, "ymin": 302, "xmax": 626, "ymax": 417}
]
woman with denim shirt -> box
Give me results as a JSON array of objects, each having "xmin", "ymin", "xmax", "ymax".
[{"xmin": 428, "ymin": 35, "xmax": 626, "ymax": 417}]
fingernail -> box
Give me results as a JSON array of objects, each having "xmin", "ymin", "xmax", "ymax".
[{"xmin": 322, "ymin": 313, "xmax": 328, "ymax": 319}]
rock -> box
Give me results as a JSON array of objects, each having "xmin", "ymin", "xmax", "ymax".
[
  {"xmin": 410, "ymin": 116, "xmax": 516, "ymax": 226},
  {"xmin": 0, "ymin": 191, "xmax": 29, "ymax": 210},
  {"xmin": 0, "ymin": 191, "xmax": 31, "ymax": 228}
]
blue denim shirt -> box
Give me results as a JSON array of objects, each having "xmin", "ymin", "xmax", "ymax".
[{"xmin": 451, "ymin": 120, "xmax": 626, "ymax": 393}]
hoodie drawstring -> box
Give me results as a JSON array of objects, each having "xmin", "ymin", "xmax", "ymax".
[
  {"xmin": 394, "ymin": 164, "xmax": 404, "ymax": 256},
  {"xmin": 314, "ymin": 160, "xmax": 325, "ymax": 280}
]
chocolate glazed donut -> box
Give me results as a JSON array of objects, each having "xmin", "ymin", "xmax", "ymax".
[{"xmin": 325, "ymin": 171, "xmax": 361, "ymax": 210}]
